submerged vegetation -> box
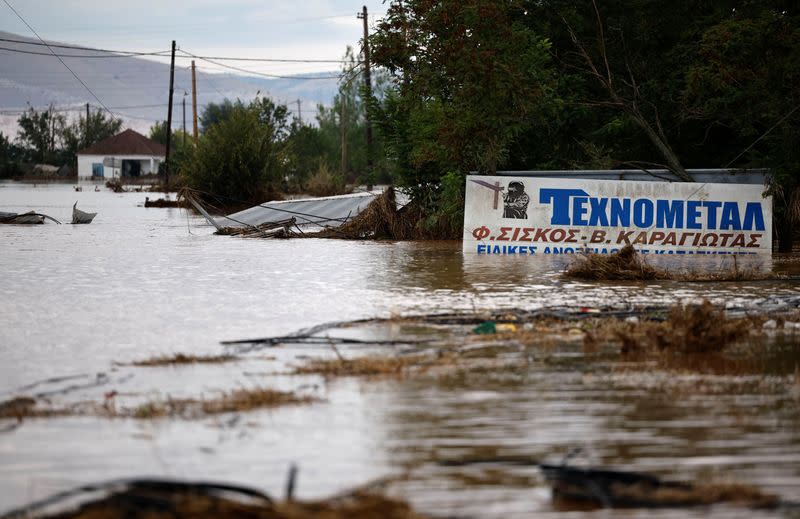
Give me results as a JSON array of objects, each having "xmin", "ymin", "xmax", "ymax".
[
  {"xmin": 0, "ymin": 387, "xmax": 311, "ymax": 422},
  {"xmin": 564, "ymin": 245, "xmax": 778, "ymax": 281},
  {"xmin": 10, "ymin": 477, "xmax": 430, "ymax": 519},
  {"xmin": 129, "ymin": 353, "xmax": 236, "ymax": 366}
]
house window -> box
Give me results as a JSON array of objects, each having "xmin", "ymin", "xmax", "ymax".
[{"xmin": 92, "ymin": 163, "xmax": 104, "ymax": 177}]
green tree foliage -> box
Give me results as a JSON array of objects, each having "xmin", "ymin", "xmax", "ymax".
[
  {"xmin": 62, "ymin": 109, "xmax": 122, "ymax": 161},
  {"xmin": 681, "ymin": 4, "xmax": 800, "ymax": 248},
  {"xmin": 199, "ymin": 99, "xmax": 246, "ymax": 133},
  {"xmin": 181, "ymin": 98, "xmax": 289, "ymax": 204},
  {"xmin": 371, "ymin": 1, "xmax": 554, "ymax": 176},
  {"xmin": 369, "ymin": 0, "xmax": 554, "ymax": 234},
  {"xmin": 149, "ymin": 121, "xmax": 194, "ymax": 179},
  {"xmin": 15, "ymin": 105, "xmax": 66, "ymax": 163},
  {"xmin": 0, "ymin": 132, "xmax": 22, "ymax": 178},
  {"xmin": 364, "ymin": 0, "xmax": 799, "ymax": 239},
  {"xmin": 283, "ymin": 47, "xmax": 392, "ymax": 190}
]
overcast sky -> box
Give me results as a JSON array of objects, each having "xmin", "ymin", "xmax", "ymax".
[{"xmin": 0, "ymin": 0, "xmax": 389, "ymax": 75}]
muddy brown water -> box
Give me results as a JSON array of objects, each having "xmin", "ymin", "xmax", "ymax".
[{"xmin": 1, "ymin": 181, "xmax": 799, "ymax": 518}]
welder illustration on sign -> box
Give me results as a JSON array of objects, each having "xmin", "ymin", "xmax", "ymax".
[{"xmin": 469, "ymin": 178, "xmax": 530, "ymax": 219}]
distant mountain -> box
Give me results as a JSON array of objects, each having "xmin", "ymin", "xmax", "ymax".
[{"xmin": 0, "ymin": 31, "xmax": 340, "ymax": 136}]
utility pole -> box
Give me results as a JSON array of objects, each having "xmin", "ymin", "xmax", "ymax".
[
  {"xmin": 85, "ymin": 103, "xmax": 90, "ymax": 147},
  {"xmin": 182, "ymin": 97, "xmax": 186, "ymax": 146},
  {"xmin": 164, "ymin": 40, "xmax": 176, "ymax": 191},
  {"xmin": 341, "ymin": 97, "xmax": 347, "ymax": 175},
  {"xmin": 357, "ymin": 6, "xmax": 374, "ymax": 181},
  {"xmin": 296, "ymin": 99, "xmax": 302, "ymax": 125},
  {"xmin": 191, "ymin": 60, "xmax": 199, "ymax": 142}
]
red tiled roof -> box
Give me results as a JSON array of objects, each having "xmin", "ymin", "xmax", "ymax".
[{"xmin": 77, "ymin": 129, "xmax": 166, "ymax": 156}]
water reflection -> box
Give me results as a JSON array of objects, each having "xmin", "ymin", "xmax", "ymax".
[{"xmin": 1, "ymin": 182, "xmax": 799, "ymax": 517}]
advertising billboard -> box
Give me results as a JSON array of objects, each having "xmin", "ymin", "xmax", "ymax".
[{"xmin": 463, "ymin": 175, "xmax": 772, "ymax": 255}]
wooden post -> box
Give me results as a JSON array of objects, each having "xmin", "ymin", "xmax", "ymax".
[
  {"xmin": 358, "ymin": 6, "xmax": 374, "ymax": 179},
  {"xmin": 191, "ymin": 60, "xmax": 199, "ymax": 142},
  {"xmin": 341, "ymin": 96, "xmax": 347, "ymax": 175},
  {"xmin": 182, "ymin": 97, "xmax": 186, "ymax": 146},
  {"xmin": 164, "ymin": 40, "xmax": 176, "ymax": 191}
]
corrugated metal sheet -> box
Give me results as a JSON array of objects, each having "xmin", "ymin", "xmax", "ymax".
[
  {"xmin": 215, "ymin": 191, "xmax": 383, "ymax": 231},
  {"xmin": 488, "ymin": 169, "xmax": 769, "ymax": 185}
]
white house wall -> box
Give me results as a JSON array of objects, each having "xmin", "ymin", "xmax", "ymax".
[{"xmin": 77, "ymin": 154, "xmax": 162, "ymax": 178}]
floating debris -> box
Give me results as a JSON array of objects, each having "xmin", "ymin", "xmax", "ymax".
[
  {"xmin": 128, "ymin": 353, "xmax": 237, "ymax": 367},
  {"xmin": 71, "ymin": 202, "xmax": 96, "ymax": 224},
  {"xmin": 144, "ymin": 197, "xmax": 189, "ymax": 208},
  {"xmin": 541, "ymin": 464, "xmax": 780, "ymax": 509},
  {"xmin": 0, "ymin": 388, "xmax": 313, "ymax": 422},
  {"xmin": 0, "ymin": 211, "xmax": 61, "ymax": 225},
  {"xmin": 564, "ymin": 244, "xmax": 662, "ymax": 280},
  {"xmin": 564, "ymin": 244, "xmax": 777, "ymax": 281},
  {"xmin": 614, "ymin": 300, "xmax": 752, "ymax": 354},
  {"xmin": 128, "ymin": 388, "xmax": 312, "ymax": 419},
  {"xmin": 0, "ymin": 477, "xmax": 429, "ymax": 519},
  {"xmin": 0, "ymin": 396, "xmax": 37, "ymax": 421},
  {"xmin": 216, "ymin": 218, "xmax": 296, "ymax": 238},
  {"xmin": 294, "ymin": 355, "xmax": 432, "ymax": 377}
]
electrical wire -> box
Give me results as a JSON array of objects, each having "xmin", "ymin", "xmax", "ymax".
[
  {"xmin": 0, "ymin": 36, "xmax": 358, "ymax": 64},
  {"xmin": 177, "ymin": 48, "xmax": 348, "ymax": 80},
  {"xmin": 2, "ymin": 0, "xmax": 115, "ymax": 118},
  {"xmin": 0, "ymin": 45, "xmax": 171, "ymax": 58},
  {"xmin": 0, "ymin": 36, "xmax": 170, "ymax": 55}
]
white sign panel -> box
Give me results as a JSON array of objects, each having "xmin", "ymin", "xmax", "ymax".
[{"xmin": 463, "ymin": 175, "xmax": 772, "ymax": 255}]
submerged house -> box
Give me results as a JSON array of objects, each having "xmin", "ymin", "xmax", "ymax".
[{"xmin": 76, "ymin": 129, "xmax": 165, "ymax": 179}]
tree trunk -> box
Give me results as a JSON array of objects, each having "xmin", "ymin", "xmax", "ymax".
[{"xmin": 628, "ymin": 112, "xmax": 693, "ymax": 182}]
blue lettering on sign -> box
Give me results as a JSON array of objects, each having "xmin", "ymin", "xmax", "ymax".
[
  {"xmin": 610, "ymin": 199, "xmax": 630, "ymax": 226},
  {"xmin": 538, "ymin": 188, "xmax": 765, "ymax": 231},
  {"xmin": 656, "ymin": 200, "xmax": 683, "ymax": 229},
  {"xmin": 539, "ymin": 188, "xmax": 588, "ymax": 225},
  {"xmin": 588, "ymin": 197, "xmax": 609, "ymax": 226}
]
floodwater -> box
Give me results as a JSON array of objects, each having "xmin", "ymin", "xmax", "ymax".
[{"xmin": 1, "ymin": 181, "xmax": 799, "ymax": 517}]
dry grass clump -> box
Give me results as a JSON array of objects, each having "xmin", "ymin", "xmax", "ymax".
[
  {"xmin": 564, "ymin": 245, "xmax": 776, "ymax": 281},
  {"xmin": 130, "ymin": 388, "xmax": 313, "ymax": 419},
  {"xmin": 129, "ymin": 353, "xmax": 237, "ymax": 367},
  {"xmin": 0, "ymin": 396, "xmax": 39, "ymax": 420},
  {"xmin": 1, "ymin": 388, "xmax": 312, "ymax": 422},
  {"xmin": 36, "ymin": 483, "xmax": 428, "ymax": 519},
  {"xmin": 610, "ymin": 480, "xmax": 778, "ymax": 508},
  {"xmin": 565, "ymin": 245, "xmax": 664, "ymax": 280},
  {"xmin": 294, "ymin": 355, "xmax": 431, "ymax": 377},
  {"xmin": 314, "ymin": 188, "xmax": 418, "ymax": 240},
  {"xmin": 608, "ymin": 301, "xmax": 752, "ymax": 354},
  {"xmin": 305, "ymin": 163, "xmax": 348, "ymax": 197}
]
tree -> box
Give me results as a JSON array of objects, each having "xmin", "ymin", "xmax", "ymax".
[
  {"xmin": 16, "ymin": 105, "xmax": 65, "ymax": 163},
  {"xmin": 62, "ymin": 108, "xmax": 122, "ymax": 161},
  {"xmin": 283, "ymin": 47, "xmax": 393, "ymax": 190},
  {"xmin": 682, "ymin": 5, "xmax": 800, "ymax": 249},
  {"xmin": 0, "ymin": 132, "xmax": 22, "ymax": 179},
  {"xmin": 149, "ymin": 122, "xmax": 194, "ymax": 179},
  {"xmin": 372, "ymin": 1, "xmax": 554, "ymax": 176},
  {"xmin": 181, "ymin": 98, "xmax": 288, "ymax": 205},
  {"xmin": 199, "ymin": 99, "xmax": 246, "ymax": 133},
  {"xmin": 369, "ymin": 0, "xmax": 555, "ymax": 235}
]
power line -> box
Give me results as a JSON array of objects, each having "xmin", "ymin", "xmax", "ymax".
[
  {"xmin": 0, "ymin": 35, "xmax": 360, "ymax": 64},
  {"xmin": 1, "ymin": 0, "xmax": 115, "ymax": 118},
  {"xmin": 0, "ymin": 102, "xmax": 211, "ymax": 116},
  {"xmin": 175, "ymin": 53, "xmax": 355, "ymax": 64},
  {"xmin": 177, "ymin": 48, "xmax": 348, "ymax": 80},
  {"xmin": 0, "ymin": 36, "xmax": 170, "ymax": 56},
  {"xmin": 0, "ymin": 45, "xmax": 171, "ymax": 58}
]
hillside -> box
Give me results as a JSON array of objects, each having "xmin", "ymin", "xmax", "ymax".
[{"xmin": 0, "ymin": 31, "xmax": 340, "ymax": 135}]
